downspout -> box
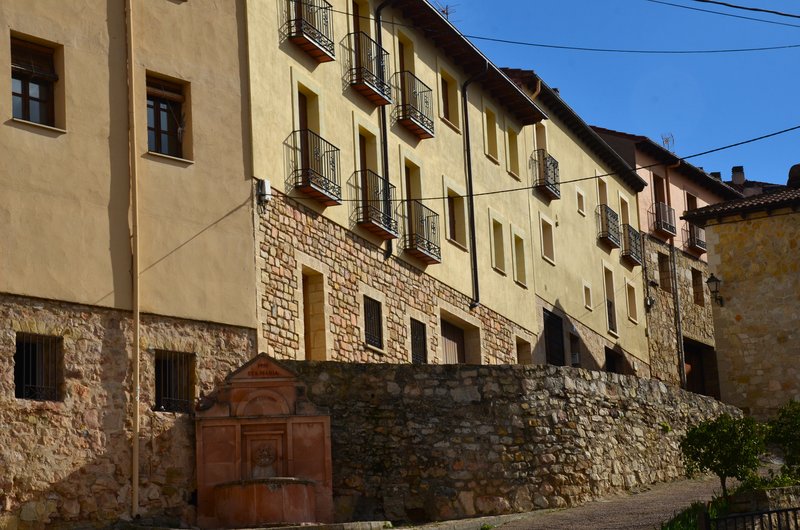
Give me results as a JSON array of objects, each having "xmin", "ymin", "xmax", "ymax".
[
  {"xmin": 124, "ymin": 0, "xmax": 141, "ymax": 517},
  {"xmin": 375, "ymin": 0, "xmax": 396, "ymax": 259},
  {"xmin": 667, "ymin": 161, "xmax": 686, "ymax": 388},
  {"xmin": 463, "ymin": 61, "xmax": 489, "ymax": 309}
]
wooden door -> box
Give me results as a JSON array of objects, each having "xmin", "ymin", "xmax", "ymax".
[
  {"xmin": 441, "ymin": 320, "xmax": 465, "ymax": 364},
  {"xmin": 543, "ymin": 309, "xmax": 565, "ymax": 366}
]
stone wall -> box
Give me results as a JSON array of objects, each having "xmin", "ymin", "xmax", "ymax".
[
  {"xmin": 257, "ymin": 192, "xmax": 535, "ymax": 365},
  {"xmin": 707, "ymin": 212, "xmax": 800, "ymax": 418},
  {"xmin": 0, "ymin": 294, "xmax": 256, "ymax": 529},
  {"xmin": 284, "ymin": 360, "xmax": 739, "ymax": 524},
  {"xmin": 643, "ymin": 236, "xmax": 715, "ymax": 386}
]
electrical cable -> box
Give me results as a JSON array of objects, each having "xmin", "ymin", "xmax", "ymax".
[
  {"xmin": 318, "ymin": 3, "xmax": 800, "ymax": 55},
  {"xmin": 688, "ymin": 0, "xmax": 800, "ymax": 20},
  {"xmin": 645, "ymin": 0, "xmax": 800, "ymax": 29},
  {"xmin": 330, "ymin": 123, "xmax": 800, "ymax": 202}
]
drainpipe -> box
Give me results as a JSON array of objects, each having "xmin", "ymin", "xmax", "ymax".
[
  {"xmin": 124, "ymin": 0, "xmax": 141, "ymax": 517},
  {"xmin": 375, "ymin": 0, "xmax": 396, "ymax": 260},
  {"xmin": 667, "ymin": 161, "xmax": 686, "ymax": 388},
  {"xmin": 463, "ymin": 61, "xmax": 489, "ymax": 309}
]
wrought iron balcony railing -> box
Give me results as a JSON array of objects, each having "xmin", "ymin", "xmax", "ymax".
[
  {"xmin": 621, "ymin": 224, "xmax": 642, "ymax": 266},
  {"xmin": 403, "ymin": 199, "xmax": 441, "ymax": 264},
  {"xmin": 597, "ymin": 204, "xmax": 621, "ymax": 248},
  {"xmin": 654, "ymin": 201, "xmax": 677, "ymax": 236},
  {"xmin": 687, "ymin": 223, "xmax": 707, "ymax": 252},
  {"xmin": 355, "ymin": 169, "xmax": 399, "ymax": 239},
  {"xmin": 395, "ymin": 71, "xmax": 434, "ymax": 139},
  {"xmin": 286, "ymin": 0, "xmax": 335, "ymax": 63},
  {"xmin": 607, "ymin": 300, "xmax": 617, "ymax": 335},
  {"xmin": 532, "ymin": 149, "xmax": 560, "ymax": 200},
  {"xmin": 347, "ymin": 32, "xmax": 391, "ymax": 106},
  {"xmin": 291, "ymin": 129, "xmax": 341, "ymax": 205}
]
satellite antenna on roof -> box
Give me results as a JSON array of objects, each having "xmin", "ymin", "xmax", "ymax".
[{"xmin": 661, "ymin": 133, "xmax": 675, "ymax": 153}]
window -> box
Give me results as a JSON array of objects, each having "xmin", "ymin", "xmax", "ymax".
[
  {"xmin": 302, "ymin": 268, "xmax": 328, "ymax": 360},
  {"xmin": 513, "ymin": 232, "xmax": 527, "ymax": 285},
  {"xmin": 604, "ymin": 268, "xmax": 617, "ymax": 334},
  {"xmin": 507, "ymin": 128, "xmax": 520, "ymax": 177},
  {"xmin": 147, "ymin": 76, "xmax": 186, "ymax": 158},
  {"xmin": 605, "ymin": 347, "xmax": 624, "ymax": 374},
  {"xmin": 484, "ymin": 107, "xmax": 498, "ymax": 161},
  {"xmin": 364, "ymin": 295, "xmax": 383, "ymax": 349},
  {"xmin": 626, "ymin": 282, "xmax": 638, "ymax": 323},
  {"xmin": 583, "ymin": 283, "xmax": 593, "ymax": 310},
  {"xmin": 692, "ymin": 268, "xmax": 705, "ymax": 306},
  {"xmin": 11, "ymin": 38, "xmax": 57, "ymax": 126},
  {"xmin": 446, "ymin": 189, "xmax": 467, "ymax": 247},
  {"xmin": 439, "ymin": 70, "xmax": 458, "ymax": 127},
  {"xmin": 569, "ymin": 333, "xmax": 581, "ymax": 367},
  {"xmin": 540, "ymin": 218, "xmax": 555, "ymax": 264},
  {"xmin": 491, "ymin": 218, "xmax": 505, "ymax": 272},
  {"xmin": 14, "ymin": 333, "xmax": 63, "ymax": 401},
  {"xmin": 410, "ymin": 318, "xmax": 427, "ymax": 364},
  {"xmin": 154, "ymin": 350, "xmax": 194, "ymax": 413},
  {"xmin": 576, "ymin": 189, "xmax": 586, "ymax": 216},
  {"xmin": 658, "ymin": 253, "xmax": 672, "ymax": 293}
]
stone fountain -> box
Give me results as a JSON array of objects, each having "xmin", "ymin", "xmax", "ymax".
[{"xmin": 194, "ymin": 354, "xmax": 333, "ymax": 528}]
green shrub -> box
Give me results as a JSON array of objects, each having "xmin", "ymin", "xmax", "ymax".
[
  {"xmin": 660, "ymin": 498, "xmax": 727, "ymax": 530},
  {"xmin": 680, "ymin": 414, "xmax": 766, "ymax": 499},
  {"xmin": 769, "ymin": 400, "xmax": 800, "ymax": 474}
]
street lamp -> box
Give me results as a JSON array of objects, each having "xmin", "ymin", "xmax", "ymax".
[{"xmin": 706, "ymin": 274, "xmax": 723, "ymax": 306}]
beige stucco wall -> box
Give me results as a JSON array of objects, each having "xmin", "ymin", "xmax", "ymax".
[
  {"xmin": 0, "ymin": 0, "xmax": 256, "ymax": 328},
  {"xmin": 526, "ymin": 112, "xmax": 649, "ymax": 368},
  {"xmin": 705, "ymin": 210, "xmax": 800, "ymax": 418},
  {"xmin": 246, "ymin": 0, "xmax": 539, "ymax": 351}
]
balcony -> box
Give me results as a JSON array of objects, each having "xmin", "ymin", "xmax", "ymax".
[
  {"xmin": 286, "ymin": 0, "xmax": 335, "ymax": 63},
  {"xmin": 532, "ymin": 149, "xmax": 560, "ymax": 200},
  {"xmin": 403, "ymin": 199, "xmax": 441, "ymax": 264},
  {"xmin": 654, "ymin": 201, "xmax": 677, "ymax": 237},
  {"xmin": 687, "ymin": 223, "xmax": 707, "ymax": 253},
  {"xmin": 355, "ymin": 170, "xmax": 399, "ymax": 240},
  {"xmin": 597, "ymin": 204, "xmax": 621, "ymax": 248},
  {"xmin": 347, "ymin": 32, "xmax": 391, "ymax": 106},
  {"xmin": 290, "ymin": 129, "xmax": 341, "ymax": 206},
  {"xmin": 395, "ymin": 71, "xmax": 434, "ymax": 139},
  {"xmin": 621, "ymin": 224, "xmax": 642, "ymax": 266}
]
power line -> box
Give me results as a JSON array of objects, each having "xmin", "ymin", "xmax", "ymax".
[
  {"xmin": 645, "ymin": 0, "xmax": 800, "ymax": 29},
  {"xmin": 322, "ymin": 4, "xmax": 800, "ymax": 55},
  {"xmin": 688, "ymin": 0, "xmax": 800, "ymax": 20},
  {"xmin": 331, "ymin": 123, "xmax": 800, "ymax": 203},
  {"xmin": 462, "ymin": 34, "xmax": 800, "ymax": 54}
]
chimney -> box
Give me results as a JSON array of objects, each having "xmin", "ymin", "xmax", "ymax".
[
  {"xmin": 789, "ymin": 164, "xmax": 800, "ymax": 189},
  {"xmin": 732, "ymin": 166, "xmax": 745, "ymax": 185},
  {"xmin": 710, "ymin": 171, "xmax": 722, "ymax": 180}
]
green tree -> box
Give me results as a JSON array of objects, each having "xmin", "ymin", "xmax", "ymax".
[
  {"xmin": 769, "ymin": 400, "xmax": 800, "ymax": 475},
  {"xmin": 680, "ymin": 414, "xmax": 765, "ymax": 499}
]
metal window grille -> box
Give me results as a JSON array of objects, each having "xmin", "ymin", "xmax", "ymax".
[
  {"xmin": 692, "ymin": 269, "xmax": 705, "ymax": 306},
  {"xmin": 607, "ymin": 299, "xmax": 617, "ymax": 334},
  {"xmin": 364, "ymin": 296, "xmax": 383, "ymax": 349},
  {"xmin": 410, "ymin": 318, "xmax": 427, "ymax": 364},
  {"xmin": 14, "ymin": 333, "xmax": 63, "ymax": 401},
  {"xmin": 154, "ymin": 350, "xmax": 194, "ymax": 413}
]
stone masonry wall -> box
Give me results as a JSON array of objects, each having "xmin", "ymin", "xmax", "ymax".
[
  {"xmin": 708, "ymin": 212, "xmax": 800, "ymax": 419},
  {"xmin": 0, "ymin": 294, "xmax": 256, "ymax": 529},
  {"xmin": 643, "ymin": 236, "xmax": 715, "ymax": 385},
  {"xmin": 258, "ymin": 192, "xmax": 535, "ymax": 365},
  {"xmin": 284, "ymin": 360, "xmax": 739, "ymax": 524}
]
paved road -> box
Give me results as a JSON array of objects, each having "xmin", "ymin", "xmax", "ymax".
[{"xmin": 496, "ymin": 476, "xmax": 721, "ymax": 530}]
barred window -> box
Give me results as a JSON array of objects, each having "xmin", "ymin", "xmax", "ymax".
[
  {"xmin": 658, "ymin": 253, "xmax": 672, "ymax": 293},
  {"xmin": 410, "ymin": 318, "xmax": 427, "ymax": 364},
  {"xmin": 363, "ymin": 296, "xmax": 383, "ymax": 349},
  {"xmin": 154, "ymin": 350, "xmax": 194, "ymax": 413},
  {"xmin": 15, "ymin": 333, "xmax": 63, "ymax": 401}
]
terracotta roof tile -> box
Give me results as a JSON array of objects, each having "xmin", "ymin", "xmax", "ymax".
[{"xmin": 682, "ymin": 187, "xmax": 800, "ymax": 224}]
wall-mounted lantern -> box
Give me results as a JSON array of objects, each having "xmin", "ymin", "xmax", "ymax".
[{"xmin": 706, "ymin": 274, "xmax": 723, "ymax": 306}]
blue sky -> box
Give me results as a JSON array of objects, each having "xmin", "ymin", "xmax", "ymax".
[{"xmin": 441, "ymin": 0, "xmax": 800, "ymax": 185}]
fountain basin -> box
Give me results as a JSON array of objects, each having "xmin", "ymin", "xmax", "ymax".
[{"xmin": 214, "ymin": 477, "xmax": 317, "ymax": 527}]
